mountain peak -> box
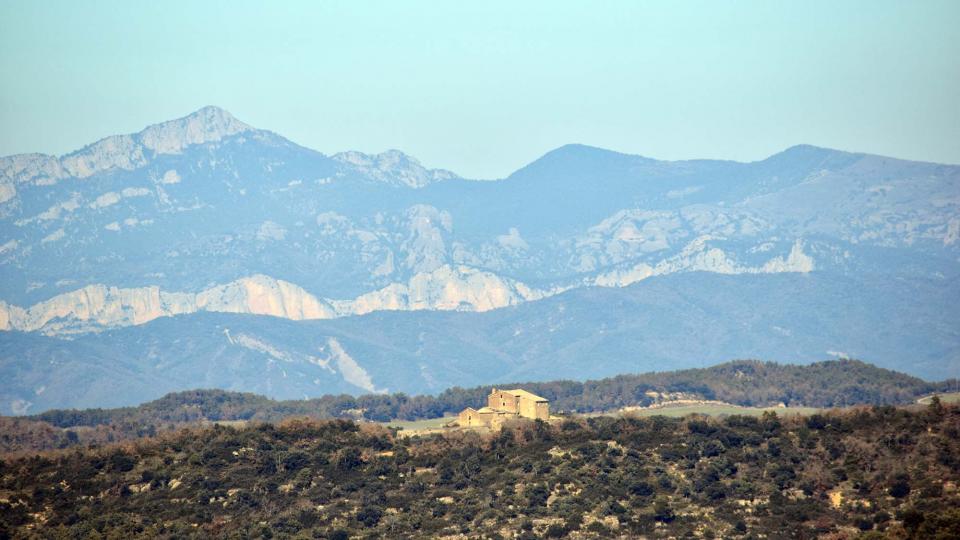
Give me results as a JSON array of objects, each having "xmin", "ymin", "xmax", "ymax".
[
  {"xmin": 191, "ymin": 104, "xmax": 233, "ymax": 117},
  {"xmin": 545, "ymin": 143, "xmax": 644, "ymax": 159},
  {"xmin": 763, "ymin": 144, "xmax": 858, "ymax": 162},
  {"xmin": 755, "ymin": 144, "xmax": 861, "ymax": 174},
  {"xmin": 508, "ymin": 143, "xmax": 655, "ymax": 182},
  {"xmin": 0, "ymin": 106, "xmax": 257, "ymax": 186},
  {"xmin": 137, "ymin": 106, "xmax": 253, "ymax": 154},
  {"xmin": 532, "ymin": 144, "xmax": 657, "ymax": 167}
]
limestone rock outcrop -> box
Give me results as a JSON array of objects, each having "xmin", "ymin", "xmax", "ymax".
[
  {"xmin": 0, "ymin": 106, "xmax": 252, "ymax": 188},
  {"xmin": 0, "ymin": 267, "xmax": 549, "ymax": 334}
]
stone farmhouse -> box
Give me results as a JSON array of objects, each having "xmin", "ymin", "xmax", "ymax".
[{"xmin": 457, "ymin": 388, "xmax": 549, "ymax": 429}]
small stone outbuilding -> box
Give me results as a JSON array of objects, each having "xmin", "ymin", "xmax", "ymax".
[{"xmin": 457, "ymin": 388, "xmax": 550, "ymax": 428}]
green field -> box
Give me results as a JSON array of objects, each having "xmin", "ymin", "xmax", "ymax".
[
  {"xmin": 209, "ymin": 420, "xmax": 250, "ymax": 428},
  {"xmin": 917, "ymin": 392, "xmax": 960, "ymax": 405},
  {"xmin": 383, "ymin": 416, "xmax": 454, "ymax": 432},
  {"xmin": 619, "ymin": 403, "xmax": 821, "ymax": 418}
]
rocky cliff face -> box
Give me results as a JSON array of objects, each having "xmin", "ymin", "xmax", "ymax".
[
  {"xmin": 4, "ymin": 270, "xmax": 957, "ymax": 415},
  {"xmin": 1, "ymin": 107, "xmax": 958, "ymax": 408},
  {"xmin": 137, "ymin": 105, "xmax": 253, "ymax": 155},
  {"xmin": 332, "ymin": 149, "xmax": 459, "ymax": 188},
  {"xmin": 345, "ymin": 265, "xmax": 546, "ymax": 315},
  {"xmin": 0, "ymin": 265, "xmax": 555, "ymax": 334},
  {"xmin": 0, "ymin": 275, "xmax": 334, "ymax": 334},
  {"xmin": 0, "ymin": 236, "xmax": 822, "ymax": 335},
  {"xmin": 0, "ymin": 106, "xmax": 252, "ymax": 189},
  {"xmin": 591, "ymin": 238, "xmax": 815, "ymax": 288}
]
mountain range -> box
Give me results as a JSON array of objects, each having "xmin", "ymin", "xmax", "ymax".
[{"xmin": 1, "ymin": 106, "xmax": 958, "ymax": 414}]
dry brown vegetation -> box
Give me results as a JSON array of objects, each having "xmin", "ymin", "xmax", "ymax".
[{"xmin": 1, "ymin": 401, "xmax": 958, "ymax": 539}]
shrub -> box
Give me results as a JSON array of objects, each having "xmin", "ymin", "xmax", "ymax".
[{"xmin": 356, "ymin": 505, "xmax": 383, "ymax": 527}]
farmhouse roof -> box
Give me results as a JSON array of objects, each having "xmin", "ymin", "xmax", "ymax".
[{"xmin": 503, "ymin": 389, "xmax": 548, "ymax": 402}]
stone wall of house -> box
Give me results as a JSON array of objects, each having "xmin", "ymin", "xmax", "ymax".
[
  {"xmin": 458, "ymin": 408, "xmax": 478, "ymax": 427},
  {"xmin": 516, "ymin": 398, "xmax": 549, "ymax": 420},
  {"xmin": 517, "ymin": 397, "xmax": 536, "ymax": 419},
  {"xmin": 533, "ymin": 401, "xmax": 549, "ymax": 420},
  {"xmin": 489, "ymin": 390, "xmax": 520, "ymax": 413}
]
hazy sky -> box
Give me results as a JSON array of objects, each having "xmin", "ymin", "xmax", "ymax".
[{"xmin": 1, "ymin": 1, "xmax": 958, "ymax": 178}]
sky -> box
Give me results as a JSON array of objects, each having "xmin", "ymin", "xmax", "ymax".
[{"xmin": 1, "ymin": 1, "xmax": 958, "ymax": 179}]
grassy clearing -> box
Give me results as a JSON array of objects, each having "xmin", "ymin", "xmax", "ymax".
[
  {"xmin": 209, "ymin": 420, "xmax": 250, "ymax": 428},
  {"xmin": 383, "ymin": 416, "xmax": 453, "ymax": 432},
  {"xmin": 620, "ymin": 403, "xmax": 821, "ymax": 418},
  {"xmin": 917, "ymin": 392, "xmax": 960, "ymax": 405}
]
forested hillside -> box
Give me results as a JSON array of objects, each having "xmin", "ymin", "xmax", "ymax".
[
  {"xmin": 3, "ymin": 359, "xmax": 953, "ymax": 456},
  {"xmin": 1, "ymin": 401, "xmax": 958, "ymax": 538}
]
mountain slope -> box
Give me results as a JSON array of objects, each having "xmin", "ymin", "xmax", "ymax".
[
  {"xmin": 2, "ymin": 107, "xmax": 956, "ymax": 310},
  {"xmin": 1, "ymin": 107, "xmax": 958, "ymax": 412},
  {"xmin": 2, "ymin": 271, "xmax": 956, "ymax": 415}
]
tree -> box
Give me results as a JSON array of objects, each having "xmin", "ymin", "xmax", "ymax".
[
  {"xmin": 889, "ymin": 475, "xmax": 911, "ymax": 499},
  {"xmin": 357, "ymin": 506, "xmax": 383, "ymax": 527},
  {"xmin": 653, "ymin": 497, "xmax": 675, "ymax": 523}
]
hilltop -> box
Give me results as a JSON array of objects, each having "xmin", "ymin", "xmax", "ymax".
[{"xmin": 2, "ymin": 359, "xmax": 954, "ymax": 455}]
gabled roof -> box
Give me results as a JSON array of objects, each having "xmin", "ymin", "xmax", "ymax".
[
  {"xmin": 503, "ymin": 388, "xmax": 548, "ymax": 402},
  {"xmin": 460, "ymin": 407, "xmax": 477, "ymax": 413},
  {"xmin": 478, "ymin": 407, "xmax": 518, "ymax": 415}
]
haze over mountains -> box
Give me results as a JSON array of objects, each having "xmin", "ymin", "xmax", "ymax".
[{"xmin": 1, "ymin": 107, "xmax": 958, "ymax": 414}]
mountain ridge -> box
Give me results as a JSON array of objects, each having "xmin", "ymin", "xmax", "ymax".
[
  {"xmin": 0, "ymin": 106, "xmax": 254, "ymax": 190},
  {"xmin": 2, "ymin": 269, "xmax": 957, "ymax": 414},
  {"xmin": 1, "ymin": 106, "xmax": 957, "ymax": 414},
  {"xmin": 6, "ymin": 106, "xmax": 957, "ymax": 186},
  {"xmin": 0, "ymin": 238, "xmax": 822, "ymax": 335}
]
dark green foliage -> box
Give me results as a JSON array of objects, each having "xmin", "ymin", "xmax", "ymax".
[
  {"xmin": 33, "ymin": 359, "xmax": 950, "ymax": 428},
  {"xmin": 356, "ymin": 505, "xmax": 383, "ymax": 527},
  {"xmin": 3, "ymin": 404, "xmax": 957, "ymax": 538},
  {"xmin": 889, "ymin": 474, "xmax": 911, "ymax": 498},
  {"xmin": 6, "ymin": 359, "xmax": 951, "ymax": 455}
]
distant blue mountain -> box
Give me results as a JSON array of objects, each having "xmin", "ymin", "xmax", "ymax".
[
  {"xmin": 1, "ymin": 107, "xmax": 957, "ymax": 413},
  {"xmin": 1, "ymin": 271, "xmax": 956, "ymax": 414}
]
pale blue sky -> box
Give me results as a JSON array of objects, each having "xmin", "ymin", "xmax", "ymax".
[{"xmin": 1, "ymin": 0, "xmax": 958, "ymax": 178}]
